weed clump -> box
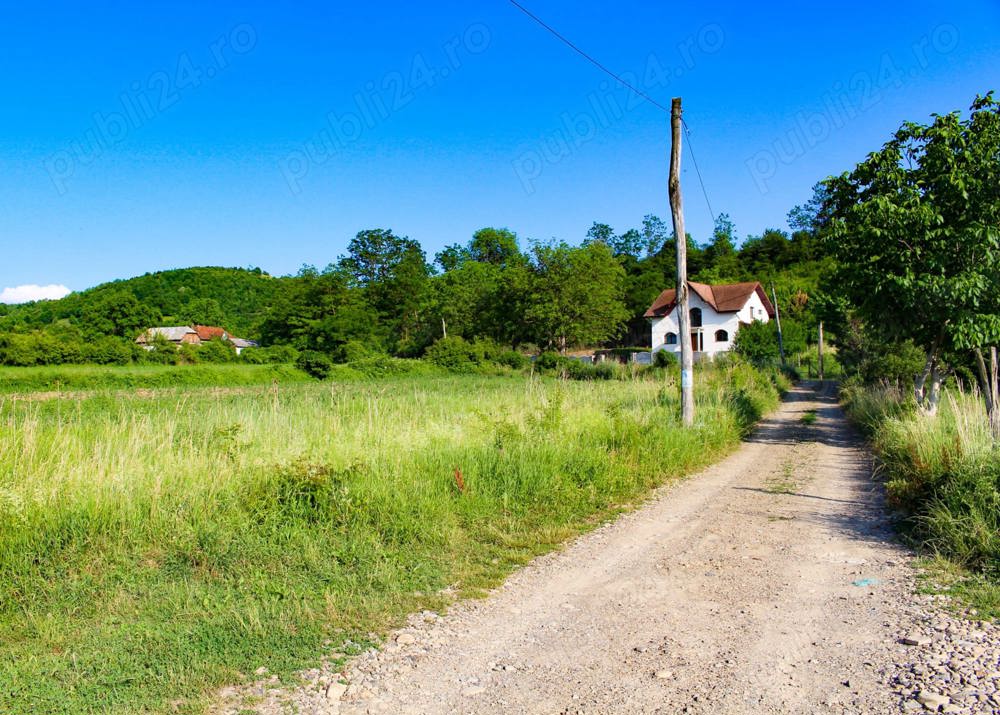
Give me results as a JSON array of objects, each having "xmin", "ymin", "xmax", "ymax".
[{"xmin": 842, "ymin": 384, "xmax": 1000, "ymax": 576}]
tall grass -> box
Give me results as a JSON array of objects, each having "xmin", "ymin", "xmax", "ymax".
[
  {"xmin": 0, "ymin": 365, "xmax": 782, "ymax": 714},
  {"xmin": 842, "ymin": 383, "xmax": 1000, "ymax": 577},
  {"xmin": 0, "ymin": 363, "xmax": 311, "ymax": 393}
]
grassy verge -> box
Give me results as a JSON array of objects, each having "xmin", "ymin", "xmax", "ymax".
[
  {"xmin": 0, "ymin": 364, "xmax": 784, "ymax": 714},
  {"xmin": 841, "ymin": 382, "xmax": 1000, "ymax": 614},
  {"xmin": 0, "ymin": 363, "xmax": 310, "ymax": 393}
]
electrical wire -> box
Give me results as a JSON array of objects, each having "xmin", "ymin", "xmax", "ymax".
[
  {"xmin": 507, "ymin": 0, "xmax": 670, "ymax": 114},
  {"xmin": 508, "ymin": 0, "xmax": 717, "ymax": 226},
  {"xmin": 682, "ymin": 120, "xmax": 717, "ymax": 226}
]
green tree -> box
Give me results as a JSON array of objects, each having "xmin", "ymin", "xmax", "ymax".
[
  {"xmin": 700, "ymin": 213, "xmax": 740, "ymax": 281},
  {"xmin": 434, "ymin": 244, "xmax": 470, "ymax": 273},
  {"xmin": 180, "ymin": 298, "xmax": 224, "ymax": 327},
  {"xmin": 822, "ymin": 93, "xmax": 1000, "ymax": 434},
  {"xmin": 339, "ymin": 229, "xmax": 431, "ymax": 353},
  {"xmin": 733, "ymin": 320, "xmax": 779, "ymax": 365},
  {"xmin": 258, "ymin": 266, "xmax": 378, "ymax": 358},
  {"xmin": 612, "ymin": 228, "xmax": 644, "ymax": 259},
  {"xmin": 585, "ymin": 222, "xmax": 615, "ymax": 247},
  {"xmin": 78, "ymin": 290, "xmax": 160, "ymax": 339},
  {"xmin": 739, "ymin": 229, "xmax": 792, "ymax": 276},
  {"xmin": 524, "ymin": 241, "xmax": 628, "ymax": 351},
  {"xmin": 468, "ymin": 227, "xmax": 523, "ymax": 268},
  {"xmin": 640, "ymin": 215, "xmax": 669, "ymax": 257}
]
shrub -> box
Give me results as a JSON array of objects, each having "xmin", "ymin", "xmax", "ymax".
[
  {"xmin": 334, "ymin": 339, "xmax": 378, "ymax": 364},
  {"xmin": 295, "ymin": 350, "xmax": 334, "ymax": 380},
  {"xmin": 425, "ymin": 336, "xmax": 483, "ymax": 372},
  {"xmin": 653, "ymin": 350, "xmax": 677, "ymax": 368},
  {"xmin": 348, "ymin": 356, "xmax": 444, "ymax": 378},
  {"xmin": 82, "ymin": 336, "xmax": 133, "ymax": 365},
  {"xmin": 241, "ymin": 344, "xmax": 299, "ymax": 364},
  {"xmin": 535, "ymin": 351, "xmax": 567, "ymax": 372},
  {"xmin": 733, "ymin": 321, "xmax": 779, "ymax": 365},
  {"xmin": 197, "ymin": 339, "xmax": 238, "ymax": 364},
  {"xmin": 494, "ymin": 349, "xmax": 528, "ymax": 370},
  {"xmin": 176, "ymin": 343, "xmax": 201, "ymax": 365},
  {"xmin": 835, "ymin": 321, "xmax": 925, "ymax": 385},
  {"xmin": 0, "ymin": 332, "xmax": 88, "ymax": 366},
  {"xmin": 141, "ymin": 343, "xmax": 178, "ymax": 365}
]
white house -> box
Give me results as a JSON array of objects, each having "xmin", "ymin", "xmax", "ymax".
[{"xmin": 646, "ymin": 281, "xmax": 775, "ymax": 358}]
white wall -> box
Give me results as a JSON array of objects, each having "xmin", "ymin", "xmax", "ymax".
[
  {"xmin": 736, "ymin": 290, "xmax": 771, "ymax": 325},
  {"xmin": 650, "ymin": 288, "xmax": 770, "ymax": 357}
]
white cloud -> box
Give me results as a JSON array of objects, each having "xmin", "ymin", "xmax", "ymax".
[{"xmin": 0, "ymin": 284, "xmax": 72, "ymax": 304}]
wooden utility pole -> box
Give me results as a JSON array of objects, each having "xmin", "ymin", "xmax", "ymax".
[
  {"xmin": 818, "ymin": 321, "xmax": 825, "ymax": 380},
  {"xmin": 771, "ymin": 284, "xmax": 786, "ymax": 368},
  {"xmin": 669, "ymin": 97, "xmax": 694, "ymax": 426}
]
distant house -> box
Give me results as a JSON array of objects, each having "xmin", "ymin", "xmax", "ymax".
[
  {"xmin": 136, "ymin": 325, "xmax": 258, "ymax": 354},
  {"xmin": 645, "ymin": 281, "xmax": 775, "ymax": 358},
  {"xmin": 193, "ymin": 325, "xmax": 229, "ymax": 342},
  {"xmin": 228, "ymin": 337, "xmax": 259, "ymax": 355},
  {"xmin": 136, "ymin": 326, "xmax": 201, "ymax": 349}
]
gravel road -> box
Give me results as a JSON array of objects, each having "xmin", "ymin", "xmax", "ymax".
[{"xmin": 221, "ymin": 382, "xmax": 999, "ymax": 715}]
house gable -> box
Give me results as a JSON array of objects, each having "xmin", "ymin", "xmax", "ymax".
[
  {"xmin": 193, "ymin": 325, "xmax": 228, "ymax": 342},
  {"xmin": 644, "ymin": 281, "xmax": 775, "ymax": 319},
  {"xmin": 646, "ymin": 281, "xmax": 774, "ymax": 357},
  {"xmin": 136, "ymin": 326, "xmax": 200, "ymax": 345}
]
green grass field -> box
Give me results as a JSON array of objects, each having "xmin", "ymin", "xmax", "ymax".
[
  {"xmin": 0, "ymin": 363, "xmax": 311, "ymax": 394},
  {"xmin": 0, "ymin": 364, "xmax": 784, "ymax": 714}
]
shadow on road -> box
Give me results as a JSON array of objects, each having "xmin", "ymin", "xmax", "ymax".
[
  {"xmin": 744, "ymin": 381, "xmax": 858, "ymax": 449},
  {"xmin": 736, "ymin": 380, "xmax": 899, "ymax": 548}
]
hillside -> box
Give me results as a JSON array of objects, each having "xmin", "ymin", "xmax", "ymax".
[{"xmin": 0, "ymin": 266, "xmax": 287, "ymax": 339}]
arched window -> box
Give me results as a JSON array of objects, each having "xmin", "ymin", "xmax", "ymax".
[
  {"xmin": 690, "ymin": 307, "xmax": 703, "ymax": 327},
  {"xmin": 665, "ymin": 332, "xmax": 678, "ymax": 345},
  {"xmin": 715, "ymin": 329, "xmax": 729, "ymax": 342}
]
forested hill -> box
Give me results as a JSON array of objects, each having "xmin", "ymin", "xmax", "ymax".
[
  {"xmin": 0, "ymin": 211, "xmax": 835, "ymax": 367},
  {"xmin": 0, "ymin": 267, "xmax": 286, "ymax": 338}
]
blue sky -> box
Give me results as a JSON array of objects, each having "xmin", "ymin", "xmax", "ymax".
[{"xmin": 1, "ymin": 1, "xmax": 998, "ymax": 298}]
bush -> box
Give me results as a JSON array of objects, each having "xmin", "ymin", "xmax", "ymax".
[
  {"xmin": 81, "ymin": 336, "xmax": 133, "ymax": 365},
  {"xmin": 425, "ymin": 337, "xmax": 484, "ymax": 372},
  {"xmin": 0, "ymin": 332, "xmax": 88, "ymax": 366},
  {"xmin": 241, "ymin": 344, "xmax": 298, "ymax": 365},
  {"xmin": 733, "ymin": 321, "xmax": 779, "ymax": 365},
  {"xmin": 493, "ymin": 349, "xmax": 528, "ymax": 370},
  {"xmin": 295, "ymin": 350, "xmax": 334, "ymax": 380},
  {"xmin": 535, "ymin": 351, "xmax": 567, "ymax": 372},
  {"xmin": 348, "ymin": 356, "xmax": 444, "ymax": 378},
  {"xmin": 197, "ymin": 339, "xmax": 238, "ymax": 364},
  {"xmin": 334, "ymin": 339, "xmax": 379, "ymax": 364},
  {"xmin": 571, "ymin": 361, "xmax": 619, "ymax": 380},
  {"xmin": 141, "ymin": 346, "xmax": 178, "ymax": 365},
  {"xmin": 836, "ymin": 321, "xmax": 925, "ymax": 385},
  {"xmin": 653, "ymin": 350, "xmax": 677, "ymax": 368}
]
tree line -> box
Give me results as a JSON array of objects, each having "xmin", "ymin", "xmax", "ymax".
[{"xmin": 0, "ymin": 213, "xmax": 831, "ymax": 368}]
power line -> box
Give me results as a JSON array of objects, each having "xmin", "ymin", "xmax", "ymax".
[
  {"xmin": 507, "ymin": 0, "xmax": 670, "ymax": 114},
  {"xmin": 682, "ymin": 120, "xmax": 716, "ymax": 226},
  {"xmin": 508, "ymin": 0, "xmax": 717, "ymax": 227}
]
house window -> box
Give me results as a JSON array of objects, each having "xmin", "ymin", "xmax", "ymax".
[
  {"xmin": 665, "ymin": 332, "xmax": 678, "ymax": 345},
  {"xmin": 715, "ymin": 329, "xmax": 729, "ymax": 342},
  {"xmin": 690, "ymin": 307, "xmax": 703, "ymax": 327}
]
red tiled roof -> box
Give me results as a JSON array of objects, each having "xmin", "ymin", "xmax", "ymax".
[
  {"xmin": 193, "ymin": 325, "xmax": 227, "ymax": 341},
  {"xmin": 643, "ymin": 281, "xmax": 775, "ymax": 319}
]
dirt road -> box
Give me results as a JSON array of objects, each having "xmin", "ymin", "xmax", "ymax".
[
  {"xmin": 225, "ymin": 382, "xmax": 1000, "ymax": 715},
  {"xmin": 311, "ymin": 382, "xmax": 918, "ymax": 714}
]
